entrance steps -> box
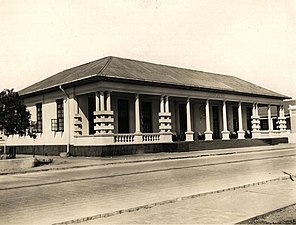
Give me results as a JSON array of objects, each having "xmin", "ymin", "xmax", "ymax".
[{"xmin": 189, "ymin": 138, "xmax": 288, "ymax": 151}]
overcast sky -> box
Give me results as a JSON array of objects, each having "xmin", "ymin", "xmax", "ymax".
[{"xmin": 1, "ymin": 0, "xmax": 296, "ymax": 98}]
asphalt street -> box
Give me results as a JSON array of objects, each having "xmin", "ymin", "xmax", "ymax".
[{"xmin": 1, "ymin": 147, "xmax": 296, "ymax": 224}]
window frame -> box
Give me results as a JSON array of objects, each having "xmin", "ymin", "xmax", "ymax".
[
  {"xmin": 36, "ymin": 103, "xmax": 43, "ymax": 133},
  {"xmin": 56, "ymin": 99, "xmax": 64, "ymax": 132}
]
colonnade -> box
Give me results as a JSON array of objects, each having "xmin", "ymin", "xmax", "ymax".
[{"xmin": 75, "ymin": 91, "xmax": 288, "ymax": 143}]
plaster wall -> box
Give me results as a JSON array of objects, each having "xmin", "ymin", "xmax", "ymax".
[{"xmin": 7, "ymin": 90, "xmax": 72, "ymax": 146}]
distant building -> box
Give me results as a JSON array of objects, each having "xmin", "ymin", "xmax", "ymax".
[{"xmin": 5, "ymin": 56, "xmax": 291, "ymax": 155}]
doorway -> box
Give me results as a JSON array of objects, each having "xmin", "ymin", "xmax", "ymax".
[
  {"xmin": 88, "ymin": 97, "xmax": 95, "ymax": 135},
  {"xmin": 179, "ymin": 104, "xmax": 187, "ymax": 141},
  {"xmin": 233, "ymin": 106, "xmax": 239, "ymax": 132},
  {"xmin": 212, "ymin": 106, "xmax": 220, "ymax": 139},
  {"xmin": 118, "ymin": 99, "xmax": 130, "ymax": 133},
  {"xmin": 141, "ymin": 102, "xmax": 153, "ymax": 133}
]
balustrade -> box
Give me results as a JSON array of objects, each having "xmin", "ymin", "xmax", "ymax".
[
  {"xmin": 142, "ymin": 133, "xmax": 160, "ymax": 142},
  {"xmin": 114, "ymin": 134, "xmax": 135, "ymax": 143}
]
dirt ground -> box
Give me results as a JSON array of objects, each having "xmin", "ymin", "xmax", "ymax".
[{"xmin": 240, "ymin": 204, "xmax": 296, "ymax": 224}]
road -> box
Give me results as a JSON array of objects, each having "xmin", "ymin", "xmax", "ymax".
[{"xmin": 1, "ymin": 147, "xmax": 296, "ymax": 224}]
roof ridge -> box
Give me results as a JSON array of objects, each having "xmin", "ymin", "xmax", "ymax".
[{"xmin": 97, "ymin": 56, "xmax": 113, "ymax": 75}]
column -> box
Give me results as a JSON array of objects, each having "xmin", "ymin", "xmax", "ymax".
[
  {"xmin": 237, "ymin": 102, "xmax": 245, "ymax": 139},
  {"xmin": 160, "ymin": 95, "xmax": 165, "ymax": 113},
  {"xmin": 94, "ymin": 92, "xmax": 100, "ymax": 134},
  {"xmin": 159, "ymin": 95, "xmax": 165, "ymax": 133},
  {"xmin": 106, "ymin": 91, "xmax": 111, "ymax": 111},
  {"xmin": 205, "ymin": 99, "xmax": 213, "ymax": 141},
  {"xmin": 99, "ymin": 91, "xmax": 105, "ymax": 133},
  {"xmin": 278, "ymin": 105, "xmax": 287, "ymax": 133},
  {"xmin": 105, "ymin": 91, "xmax": 114, "ymax": 134},
  {"xmin": 251, "ymin": 103, "xmax": 261, "ymax": 138},
  {"xmin": 159, "ymin": 95, "xmax": 172, "ymax": 142},
  {"xmin": 289, "ymin": 104, "xmax": 296, "ymax": 141},
  {"xmin": 100, "ymin": 91, "xmax": 105, "ymax": 111},
  {"xmin": 95, "ymin": 91, "xmax": 100, "ymax": 111},
  {"xmin": 134, "ymin": 94, "xmax": 142, "ymax": 143},
  {"xmin": 221, "ymin": 101, "xmax": 230, "ymax": 140},
  {"xmin": 93, "ymin": 90, "xmax": 114, "ymax": 142},
  {"xmin": 165, "ymin": 96, "xmax": 169, "ymax": 113},
  {"xmin": 185, "ymin": 98, "xmax": 194, "ymax": 141},
  {"xmin": 268, "ymin": 105, "xmax": 273, "ymax": 133}
]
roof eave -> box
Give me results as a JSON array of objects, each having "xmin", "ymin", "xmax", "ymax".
[{"xmin": 19, "ymin": 75, "xmax": 290, "ymax": 100}]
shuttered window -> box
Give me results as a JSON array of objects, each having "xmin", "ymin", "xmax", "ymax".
[
  {"xmin": 56, "ymin": 99, "xmax": 64, "ymax": 132},
  {"xmin": 36, "ymin": 103, "xmax": 42, "ymax": 133}
]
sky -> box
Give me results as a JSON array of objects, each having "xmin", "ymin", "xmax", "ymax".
[{"xmin": 1, "ymin": 0, "xmax": 296, "ymax": 98}]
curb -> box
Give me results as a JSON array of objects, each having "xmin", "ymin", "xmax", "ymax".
[
  {"xmin": 53, "ymin": 177, "xmax": 289, "ymax": 225},
  {"xmin": 1, "ymin": 145, "xmax": 295, "ymax": 176}
]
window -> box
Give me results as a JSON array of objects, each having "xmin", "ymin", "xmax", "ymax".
[
  {"xmin": 36, "ymin": 103, "xmax": 42, "ymax": 133},
  {"xmin": 51, "ymin": 119, "xmax": 58, "ymax": 132},
  {"xmin": 56, "ymin": 99, "xmax": 64, "ymax": 131}
]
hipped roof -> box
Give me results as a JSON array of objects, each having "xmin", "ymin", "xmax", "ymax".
[{"xmin": 19, "ymin": 56, "xmax": 289, "ymax": 99}]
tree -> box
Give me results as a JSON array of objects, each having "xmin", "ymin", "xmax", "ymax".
[{"xmin": 0, "ymin": 89, "xmax": 33, "ymax": 158}]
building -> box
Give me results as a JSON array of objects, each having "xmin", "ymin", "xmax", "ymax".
[{"xmin": 5, "ymin": 56, "xmax": 292, "ymax": 156}]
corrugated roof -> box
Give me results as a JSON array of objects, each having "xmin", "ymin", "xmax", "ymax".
[{"xmin": 19, "ymin": 56, "xmax": 289, "ymax": 99}]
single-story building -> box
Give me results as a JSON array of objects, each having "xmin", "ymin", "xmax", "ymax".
[{"xmin": 4, "ymin": 56, "xmax": 293, "ymax": 156}]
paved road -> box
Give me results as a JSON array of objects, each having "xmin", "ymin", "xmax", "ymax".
[{"xmin": 1, "ymin": 147, "xmax": 296, "ymax": 224}]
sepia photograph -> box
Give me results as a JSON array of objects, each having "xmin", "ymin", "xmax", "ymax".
[{"xmin": 1, "ymin": 0, "xmax": 296, "ymax": 224}]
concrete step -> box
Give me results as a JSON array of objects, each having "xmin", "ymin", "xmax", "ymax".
[{"xmin": 189, "ymin": 138, "xmax": 289, "ymax": 151}]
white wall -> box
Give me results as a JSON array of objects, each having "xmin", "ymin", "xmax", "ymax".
[{"xmin": 7, "ymin": 89, "xmax": 72, "ymax": 146}]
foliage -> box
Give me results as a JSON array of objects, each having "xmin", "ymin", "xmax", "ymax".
[{"xmin": 0, "ymin": 89, "xmax": 32, "ymax": 137}]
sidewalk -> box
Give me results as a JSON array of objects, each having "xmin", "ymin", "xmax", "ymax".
[
  {"xmin": 2, "ymin": 143, "xmax": 296, "ymax": 175},
  {"xmin": 81, "ymin": 179, "xmax": 296, "ymax": 224}
]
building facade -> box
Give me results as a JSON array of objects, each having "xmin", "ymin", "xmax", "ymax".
[{"xmin": 5, "ymin": 56, "xmax": 291, "ymax": 156}]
